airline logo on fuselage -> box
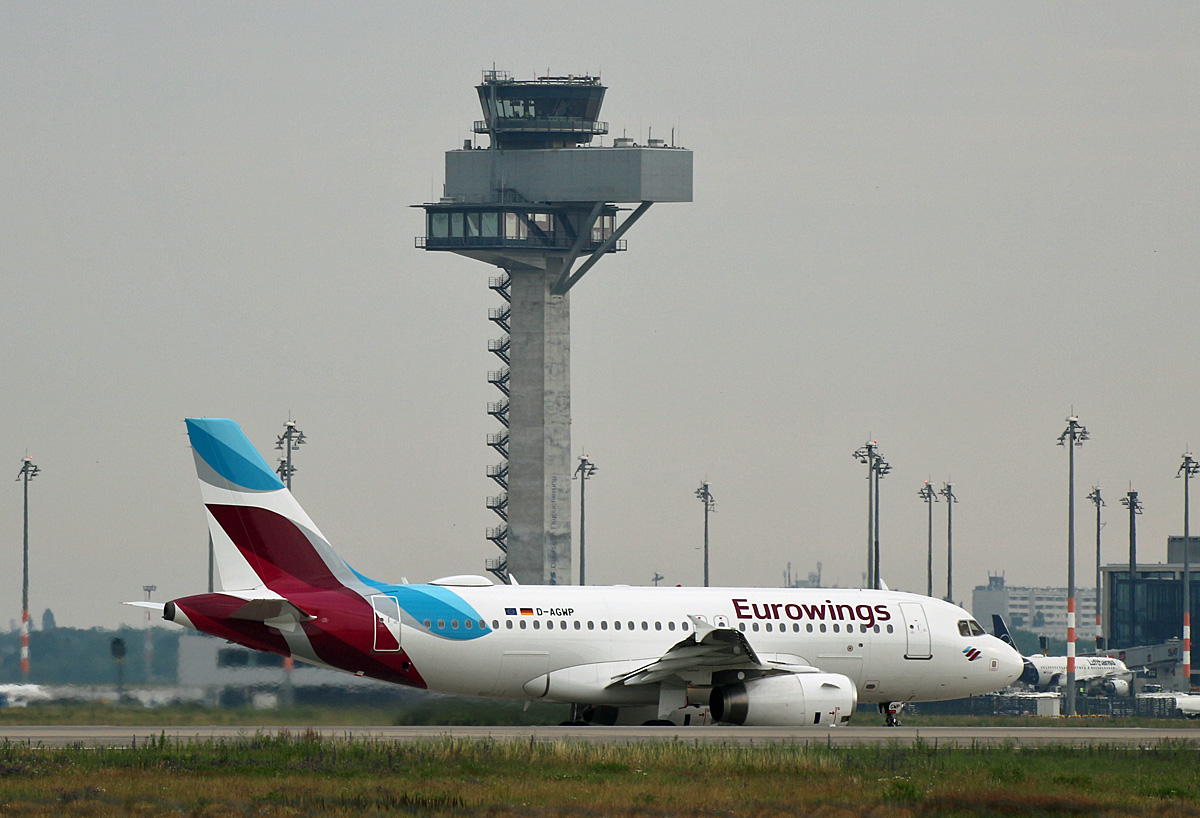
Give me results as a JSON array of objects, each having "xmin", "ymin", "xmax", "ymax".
[{"xmin": 732, "ymin": 598, "xmax": 892, "ymax": 629}]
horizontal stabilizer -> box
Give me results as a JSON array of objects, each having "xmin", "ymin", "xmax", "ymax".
[{"xmin": 124, "ymin": 601, "xmax": 166, "ymax": 612}]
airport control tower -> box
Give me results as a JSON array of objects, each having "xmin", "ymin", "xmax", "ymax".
[{"xmin": 417, "ymin": 71, "xmax": 692, "ymax": 584}]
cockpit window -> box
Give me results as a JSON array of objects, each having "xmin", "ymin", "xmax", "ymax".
[{"xmin": 959, "ymin": 619, "xmax": 987, "ymax": 637}]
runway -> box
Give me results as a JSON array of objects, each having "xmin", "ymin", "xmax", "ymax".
[{"xmin": 2, "ymin": 724, "xmax": 1199, "ymax": 748}]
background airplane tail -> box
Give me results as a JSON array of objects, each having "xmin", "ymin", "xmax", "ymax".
[
  {"xmin": 186, "ymin": 418, "xmax": 360, "ymax": 595},
  {"xmin": 990, "ymin": 614, "xmax": 1018, "ymax": 650}
]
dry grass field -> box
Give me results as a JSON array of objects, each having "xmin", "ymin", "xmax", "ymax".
[{"xmin": 0, "ymin": 732, "xmax": 1198, "ymax": 816}]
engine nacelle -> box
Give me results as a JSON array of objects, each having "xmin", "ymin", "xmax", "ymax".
[
  {"xmin": 1101, "ymin": 678, "xmax": 1130, "ymax": 697},
  {"xmin": 710, "ymin": 673, "xmax": 857, "ymax": 726}
]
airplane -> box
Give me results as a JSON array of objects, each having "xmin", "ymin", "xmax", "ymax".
[
  {"xmin": 0, "ymin": 684, "xmax": 51, "ymax": 708},
  {"xmin": 991, "ymin": 615, "xmax": 1134, "ymax": 697},
  {"xmin": 131, "ymin": 418, "xmax": 1024, "ymax": 727}
]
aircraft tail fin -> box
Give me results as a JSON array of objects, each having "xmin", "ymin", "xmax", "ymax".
[
  {"xmin": 991, "ymin": 614, "xmax": 1019, "ymax": 650},
  {"xmin": 186, "ymin": 418, "xmax": 360, "ymax": 595}
]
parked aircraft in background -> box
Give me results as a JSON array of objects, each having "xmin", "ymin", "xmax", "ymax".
[
  {"xmin": 131, "ymin": 419, "xmax": 1023, "ymax": 726},
  {"xmin": 0, "ymin": 684, "xmax": 51, "ymax": 707},
  {"xmin": 992, "ymin": 615, "xmax": 1134, "ymax": 696}
]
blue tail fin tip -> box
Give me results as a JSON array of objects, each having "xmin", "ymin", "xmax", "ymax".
[{"xmin": 186, "ymin": 418, "xmax": 284, "ymax": 492}]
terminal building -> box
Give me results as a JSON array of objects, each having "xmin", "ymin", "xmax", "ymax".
[{"xmin": 1100, "ymin": 536, "xmax": 1200, "ymax": 650}]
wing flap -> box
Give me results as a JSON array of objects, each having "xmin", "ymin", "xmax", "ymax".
[{"xmin": 611, "ymin": 615, "xmax": 816, "ymax": 687}]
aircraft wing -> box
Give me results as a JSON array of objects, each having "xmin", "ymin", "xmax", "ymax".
[{"xmin": 609, "ymin": 615, "xmax": 820, "ymax": 687}]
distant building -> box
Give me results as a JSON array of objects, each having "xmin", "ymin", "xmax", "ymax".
[
  {"xmin": 783, "ymin": 562, "xmax": 823, "ymax": 589},
  {"xmin": 178, "ymin": 633, "xmax": 417, "ymax": 708},
  {"xmin": 971, "ymin": 575, "xmax": 1098, "ymax": 642}
]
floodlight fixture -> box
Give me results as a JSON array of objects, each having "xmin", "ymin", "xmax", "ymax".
[
  {"xmin": 15, "ymin": 456, "xmax": 40, "ymax": 680},
  {"xmin": 919, "ymin": 481, "xmax": 938, "ymax": 597},
  {"xmin": 1179, "ymin": 453, "xmax": 1200, "ymax": 684},
  {"xmin": 854, "ymin": 441, "xmax": 881, "ymax": 588},
  {"xmin": 1120, "ymin": 488, "xmax": 1143, "ymax": 649},
  {"xmin": 1057, "ymin": 413, "xmax": 1088, "ymax": 716},
  {"xmin": 695, "ymin": 482, "xmax": 716, "ymax": 587},
  {"xmin": 871, "ymin": 456, "xmax": 891, "ymax": 590},
  {"xmin": 1086, "ymin": 487, "xmax": 1104, "ymax": 650},
  {"xmin": 938, "ymin": 481, "xmax": 957, "ymax": 603},
  {"xmin": 275, "ymin": 417, "xmax": 307, "ymax": 490},
  {"xmin": 574, "ymin": 455, "xmax": 598, "ymax": 585}
]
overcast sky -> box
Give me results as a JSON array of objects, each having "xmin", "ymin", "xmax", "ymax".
[{"xmin": 3, "ymin": 3, "xmax": 1199, "ymax": 630}]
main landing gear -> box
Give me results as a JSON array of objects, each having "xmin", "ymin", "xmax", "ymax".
[{"xmin": 879, "ymin": 701, "xmax": 905, "ymax": 726}]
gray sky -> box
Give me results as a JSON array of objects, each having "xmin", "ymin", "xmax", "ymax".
[{"xmin": 3, "ymin": 3, "xmax": 1199, "ymax": 630}]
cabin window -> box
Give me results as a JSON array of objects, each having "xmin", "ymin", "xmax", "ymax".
[
  {"xmin": 533, "ymin": 620, "xmax": 540, "ymax": 630},
  {"xmin": 739, "ymin": 623, "xmax": 746, "ymax": 632},
  {"xmin": 423, "ymin": 619, "xmax": 431, "ymax": 628},
  {"xmin": 464, "ymin": 620, "xmax": 472, "ymax": 629},
  {"xmin": 588, "ymin": 621, "xmax": 595, "ymax": 630},
  {"xmin": 519, "ymin": 620, "xmax": 527, "ymax": 630},
  {"xmin": 601, "ymin": 621, "xmax": 608, "ymax": 630},
  {"xmin": 614, "ymin": 621, "xmax": 622, "ymax": 631},
  {"xmin": 628, "ymin": 621, "xmax": 635, "ymax": 631},
  {"xmin": 668, "ymin": 621, "xmax": 676, "ymax": 631},
  {"xmin": 873, "ymin": 625, "xmax": 880, "ymax": 633},
  {"xmin": 752, "ymin": 623, "xmax": 760, "ymax": 632},
  {"xmin": 887, "ymin": 624, "xmax": 894, "ymax": 633},
  {"xmin": 833, "ymin": 624, "xmax": 840, "ymax": 633},
  {"xmin": 559, "ymin": 621, "xmax": 567, "ymax": 630},
  {"xmin": 574, "ymin": 621, "xmax": 581, "ymax": 630},
  {"xmin": 641, "ymin": 621, "xmax": 648, "ymax": 631},
  {"xmin": 793, "ymin": 623, "xmax": 800, "ymax": 633},
  {"xmin": 451, "ymin": 620, "xmax": 458, "ymax": 629},
  {"xmin": 437, "ymin": 620, "xmax": 445, "ymax": 629},
  {"xmin": 819, "ymin": 624, "xmax": 827, "ymax": 633},
  {"xmin": 807, "ymin": 624, "xmax": 813, "ymax": 632},
  {"xmin": 655, "ymin": 622, "xmax": 662, "ymax": 631},
  {"xmin": 682, "ymin": 622, "xmax": 689, "ymax": 631},
  {"xmin": 765, "ymin": 623, "xmax": 773, "ymax": 632},
  {"xmin": 504, "ymin": 620, "xmax": 511, "ymax": 629},
  {"xmin": 479, "ymin": 620, "xmax": 486, "ymax": 629}
]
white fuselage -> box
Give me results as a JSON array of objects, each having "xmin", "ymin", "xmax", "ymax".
[{"xmin": 392, "ymin": 585, "xmax": 1022, "ymax": 705}]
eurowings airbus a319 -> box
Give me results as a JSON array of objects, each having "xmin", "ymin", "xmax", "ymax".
[{"xmin": 132, "ymin": 419, "xmax": 1023, "ymax": 726}]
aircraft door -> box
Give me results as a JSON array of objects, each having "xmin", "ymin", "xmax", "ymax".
[
  {"xmin": 899, "ymin": 602, "xmax": 932, "ymax": 660},
  {"xmin": 371, "ymin": 595, "xmax": 401, "ymax": 652}
]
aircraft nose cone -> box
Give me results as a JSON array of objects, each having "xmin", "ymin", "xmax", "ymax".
[{"xmin": 999, "ymin": 642, "xmax": 1025, "ymax": 685}]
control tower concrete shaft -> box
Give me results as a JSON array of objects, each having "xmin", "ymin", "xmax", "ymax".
[{"xmin": 417, "ymin": 71, "xmax": 692, "ymax": 584}]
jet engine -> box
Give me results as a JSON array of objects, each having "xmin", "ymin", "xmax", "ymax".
[
  {"xmin": 710, "ymin": 673, "xmax": 857, "ymax": 726},
  {"xmin": 1100, "ymin": 678, "xmax": 1130, "ymax": 697}
]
